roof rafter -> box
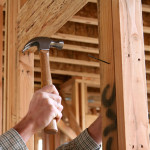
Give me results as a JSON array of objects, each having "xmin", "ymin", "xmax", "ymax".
[{"xmin": 17, "ymin": 0, "xmax": 88, "ymax": 51}]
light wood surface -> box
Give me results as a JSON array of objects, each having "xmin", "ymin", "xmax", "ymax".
[
  {"xmin": 35, "ymin": 55, "xmax": 99, "ymax": 67},
  {"xmin": 34, "ymin": 67, "xmax": 100, "ymax": 78},
  {"xmin": 17, "ymin": 51, "xmax": 34, "ymax": 149},
  {"xmin": 52, "ymin": 33, "xmax": 98, "ymax": 44},
  {"xmin": 98, "ymin": 0, "xmax": 118, "ymax": 149},
  {"xmin": 17, "ymin": 0, "xmax": 87, "ymax": 51},
  {"xmin": 112, "ymin": 0, "xmax": 150, "ymax": 149},
  {"xmin": 60, "ymin": 90, "xmax": 82, "ymax": 135},
  {"xmin": 3, "ymin": 0, "xmax": 34, "ymax": 149},
  {"xmin": 0, "ymin": 4, "xmax": 2, "ymax": 134}
]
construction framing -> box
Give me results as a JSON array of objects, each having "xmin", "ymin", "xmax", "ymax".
[{"xmin": 1, "ymin": 0, "xmax": 150, "ymax": 150}]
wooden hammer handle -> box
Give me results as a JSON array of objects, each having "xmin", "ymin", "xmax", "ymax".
[{"xmin": 39, "ymin": 50, "xmax": 58, "ymax": 134}]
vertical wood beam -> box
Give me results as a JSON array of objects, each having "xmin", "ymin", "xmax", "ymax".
[
  {"xmin": 3, "ymin": 0, "xmax": 7, "ymax": 133},
  {"xmin": 97, "ymin": 0, "xmax": 118, "ymax": 150},
  {"xmin": 5, "ymin": 0, "xmax": 19, "ymax": 130},
  {"xmin": 98, "ymin": 0, "xmax": 150, "ymax": 149},
  {"xmin": 112, "ymin": 0, "xmax": 149, "ymax": 149},
  {"xmin": 0, "ymin": 4, "xmax": 3, "ymax": 135},
  {"xmin": 4, "ymin": 0, "xmax": 34, "ymax": 149},
  {"xmin": 17, "ymin": 51, "xmax": 34, "ymax": 149},
  {"xmin": 80, "ymin": 81, "xmax": 86, "ymax": 130},
  {"xmin": 72, "ymin": 80, "xmax": 80, "ymax": 124}
]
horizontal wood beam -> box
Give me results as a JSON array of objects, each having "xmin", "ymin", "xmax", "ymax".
[
  {"xmin": 70, "ymin": 16, "xmax": 98, "ymax": 25},
  {"xmin": 17, "ymin": 0, "xmax": 87, "ymax": 51},
  {"xmin": 63, "ymin": 44, "xmax": 99, "ymax": 54},
  {"xmin": 142, "ymin": 4, "xmax": 150, "ymax": 13},
  {"xmin": 147, "ymin": 69, "xmax": 150, "ymax": 74},
  {"xmin": 70, "ymin": 17, "xmax": 150, "ymax": 36},
  {"xmin": 145, "ymin": 55, "xmax": 150, "ymax": 61},
  {"xmin": 34, "ymin": 67, "xmax": 100, "ymax": 78},
  {"xmin": 34, "ymin": 55, "xmax": 99, "ymax": 67},
  {"xmin": 145, "ymin": 45, "xmax": 150, "ymax": 52},
  {"xmin": 87, "ymin": 0, "xmax": 97, "ymax": 3},
  {"xmin": 88, "ymin": 0, "xmax": 150, "ymax": 14},
  {"xmin": 34, "ymin": 78, "xmax": 63, "ymax": 84},
  {"xmin": 143, "ymin": 26, "xmax": 150, "ymax": 34},
  {"xmin": 51, "ymin": 33, "xmax": 99, "ymax": 44}
]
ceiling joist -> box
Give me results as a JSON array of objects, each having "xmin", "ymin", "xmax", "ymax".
[
  {"xmin": 34, "ymin": 55, "xmax": 99, "ymax": 67},
  {"xmin": 51, "ymin": 33, "xmax": 98, "ymax": 44}
]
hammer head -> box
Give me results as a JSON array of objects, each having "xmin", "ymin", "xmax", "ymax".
[{"xmin": 22, "ymin": 37, "xmax": 64, "ymax": 53}]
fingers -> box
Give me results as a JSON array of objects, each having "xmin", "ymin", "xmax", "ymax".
[
  {"xmin": 38, "ymin": 85, "xmax": 59, "ymax": 95},
  {"xmin": 49, "ymin": 98, "xmax": 63, "ymax": 112},
  {"xmin": 54, "ymin": 107, "xmax": 62, "ymax": 122},
  {"xmin": 47, "ymin": 93, "xmax": 62, "ymax": 104}
]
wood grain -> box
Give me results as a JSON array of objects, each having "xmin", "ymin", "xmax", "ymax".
[
  {"xmin": 39, "ymin": 51, "xmax": 58, "ymax": 134},
  {"xmin": 97, "ymin": 0, "xmax": 118, "ymax": 149},
  {"xmin": 112, "ymin": 0, "xmax": 150, "ymax": 149},
  {"xmin": 0, "ymin": 4, "xmax": 3, "ymax": 134},
  {"xmin": 17, "ymin": 51, "xmax": 34, "ymax": 149},
  {"xmin": 17, "ymin": 0, "xmax": 87, "ymax": 51}
]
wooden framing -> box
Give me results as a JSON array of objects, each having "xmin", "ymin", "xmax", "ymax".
[
  {"xmin": 98, "ymin": 0, "xmax": 150, "ymax": 150},
  {"xmin": 0, "ymin": 3, "xmax": 3, "ymax": 134},
  {"xmin": 98, "ymin": 0, "xmax": 118, "ymax": 149},
  {"xmin": 2, "ymin": 0, "xmax": 150, "ymax": 149},
  {"xmin": 17, "ymin": 0, "xmax": 88, "ymax": 51},
  {"xmin": 113, "ymin": 0, "xmax": 149, "ymax": 149},
  {"xmin": 4, "ymin": 0, "xmax": 34, "ymax": 149},
  {"xmin": 4, "ymin": 0, "xmax": 19, "ymax": 130}
]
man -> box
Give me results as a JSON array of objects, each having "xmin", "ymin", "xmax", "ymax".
[{"xmin": 0, "ymin": 85, "xmax": 102, "ymax": 150}]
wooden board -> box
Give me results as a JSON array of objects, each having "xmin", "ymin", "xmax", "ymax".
[
  {"xmin": 17, "ymin": 51, "xmax": 34, "ymax": 149},
  {"xmin": 4, "ymin": 0, "xmax": 19, "ymax": 130},
  {"xmin": 4, "ymin": 0, "xmax": 34, "ymax": 149},
  {"xmin": 112, "ymin": 0, "xmax": 150, "ymax": 149},
  {"xmin": 0, "ymin": 4, "xmax": 2, "ymax": 134},
  {"xmin": 17, "ymin": 0, "xmax": 88, "ymax": 51},
  {"xmin": 97, "ymin": 0, "xmax": 118, "ymax": 150}
]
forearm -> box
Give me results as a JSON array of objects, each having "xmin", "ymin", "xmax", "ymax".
[
  {"xmin": 14, "ymin": 115, "xmax": 35, "ymax": 143},
  {"xmin": 87, "ymin": 115, "xmax": 102, "ymax": 145}
]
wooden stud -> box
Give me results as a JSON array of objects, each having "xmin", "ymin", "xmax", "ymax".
[
  {"xmin": 112, "ymin": 0, "xmax": 149, "ymax": 149},
  {"xmin": 97, "ymin": 0, "xmax": 118, "ymax": 149},
  {"xmin": 17, "ymin": 0, "xmax": 88, "ymax": 51},
  {"xmin": 72, "ymin": 80, "xmax": 80, "ymax": 124},
  {"xmin": 4, "ymin": 0, "xmax": 34, "ymax": 149},
  {"xmin": 80, "ymin": 81, "xmax": 86, "ymax": 130},
  {"xmin": 17, "ymin": 51, "xmax": 34, "ymax": 149},
  {"xmin": 60, "ymin": 90, "xmax": 82, "ymax": 135},
  {"xmin": 4, "ymin": 0, "xmax": 19, "ymax": 130},
  {"xmin": 3, "ymin": 0, "xmax": 7, "ymax": 133},
  {"xmin": 0, "ymin": 4, "xmax": 3, "ymax": 134}
]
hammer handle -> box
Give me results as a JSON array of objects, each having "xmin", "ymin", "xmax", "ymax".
[{"xmin": 39, "ymin": 50, "xmax": 58, "ymax": 134}]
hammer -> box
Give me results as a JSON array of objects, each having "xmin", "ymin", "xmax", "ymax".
[{"xmin": 22, "ymin": 37, "xmax": 64, "ymax": 134}]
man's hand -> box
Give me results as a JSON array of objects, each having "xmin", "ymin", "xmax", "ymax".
[{"xmin": 14, "ymin": 85, "xmax": 63, "ymax": 143}]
